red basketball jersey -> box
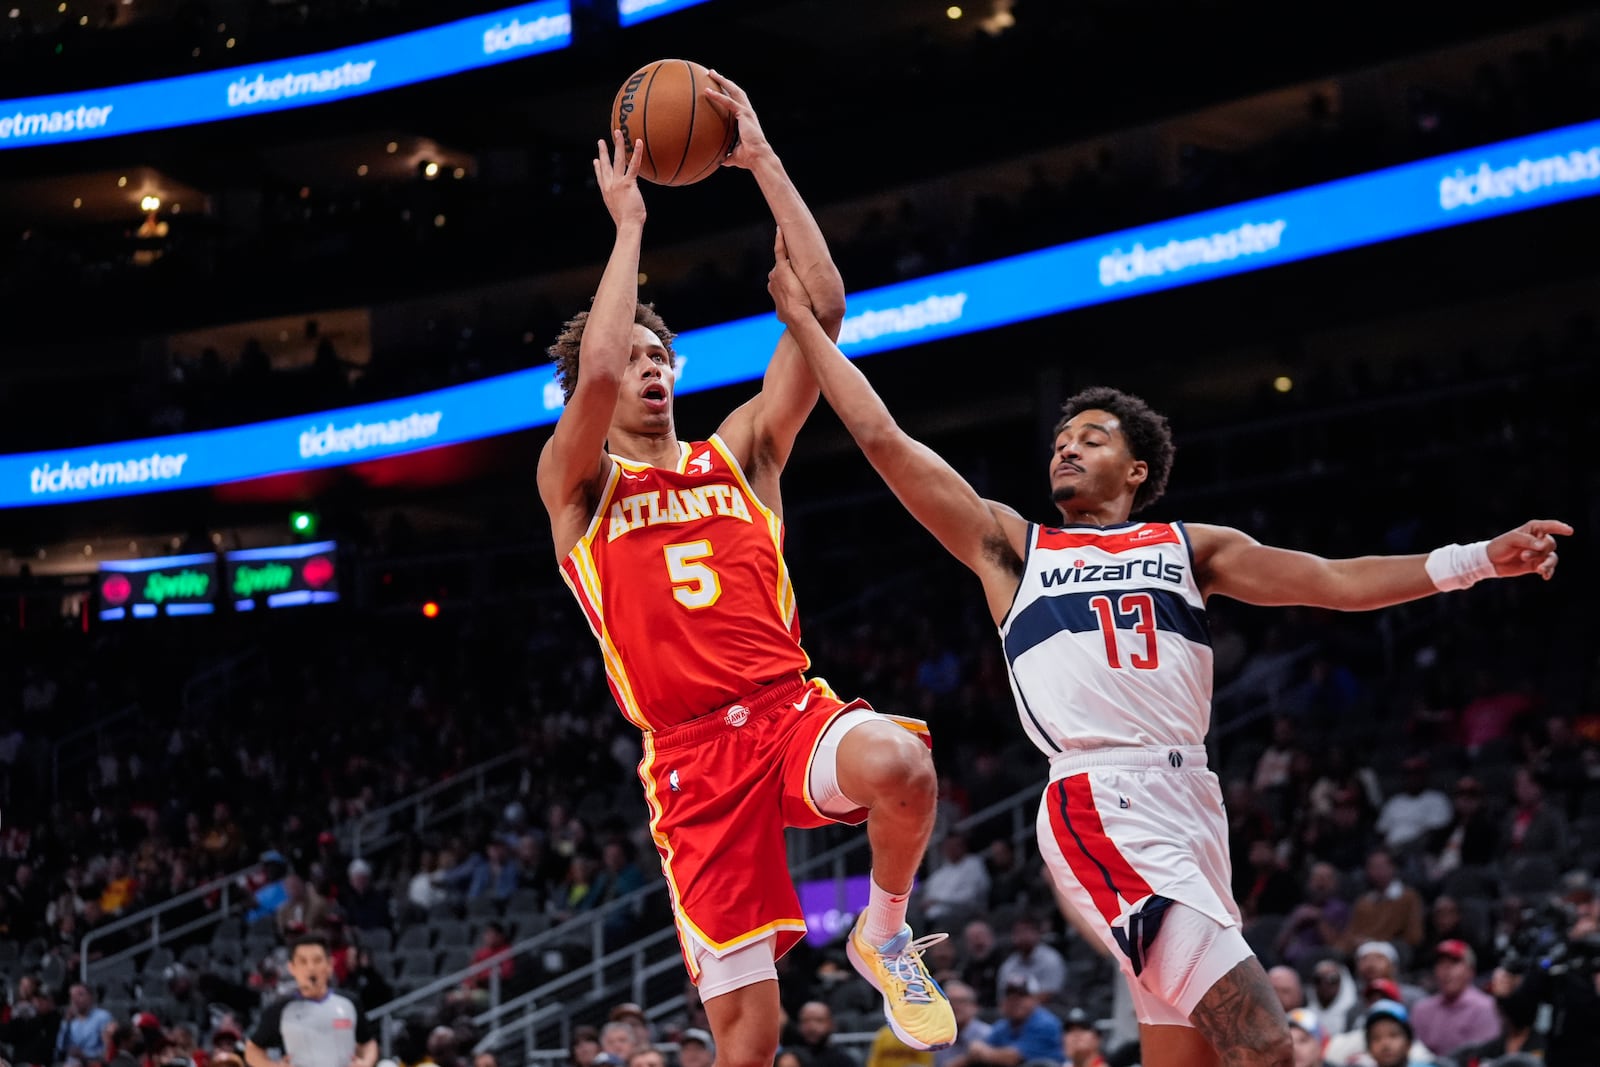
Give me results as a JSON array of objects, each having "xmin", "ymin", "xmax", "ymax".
[{"xmin": 559, "ymin": 435, "xmax": 809, "ymax": 730}]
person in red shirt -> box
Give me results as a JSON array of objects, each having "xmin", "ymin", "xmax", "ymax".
[
  {"xmin": 535, "ymin": 78, "xmax": 953, "ymax": 1066},
  {"xmin": 1062, "ymin": 1008, "xmax": 1108, "ymax": 1067}
]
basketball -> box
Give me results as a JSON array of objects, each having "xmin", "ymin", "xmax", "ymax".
[{"xmin": 610, "ymin": 59, "xmax": 737, "ymax": 187}]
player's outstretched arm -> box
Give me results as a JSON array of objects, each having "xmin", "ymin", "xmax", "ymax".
[
  {"xmin": 768, "ymin": 237, "xmax": 1024, "ymax": 616},
  {"xmin": 1190, "ymin": 519, "xmax": 1572, "ymax": 609},
  {"xmin": 708, "ymin": 72, "xmax": 840, "ymax": 487},
  {"xmin": 537, "ymin": 132, "xmax": 646, "ymax": 519}
]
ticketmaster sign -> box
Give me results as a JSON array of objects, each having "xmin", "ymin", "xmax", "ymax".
[
  {"xmin": 4, "ymin": 116, "xmax": 1600, "ymax": 507},
  {"xmin": 0, "ymin": 1, "xmax": 570, "ymax": 149}
]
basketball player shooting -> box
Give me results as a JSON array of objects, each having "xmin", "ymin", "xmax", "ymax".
[
  {"xmin": 766, "ymin": 234, "xmax": 1568, "ymax": 1067},
  {"xmin": 536, "ymin": 76, "xmax": 957, "ymax": 1067}
]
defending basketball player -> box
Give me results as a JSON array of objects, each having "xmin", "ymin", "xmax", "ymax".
[
  {"xmin": 537, "ymin": 75, "xmax": 956, "ymax": 1067},
  {"xmin": 766, "ymin": 235, "xmax": 1569, "ymax": 1067}
]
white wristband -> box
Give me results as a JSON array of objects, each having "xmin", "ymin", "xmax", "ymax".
[{"xmin": 1424, "ymin": 541, "xmax": 1495, "ymax": 592}]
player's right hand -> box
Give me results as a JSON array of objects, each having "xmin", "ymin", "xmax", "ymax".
[
  {"xmin": 766, "ymin": 227, "xmax": 814, "ymax": 327},
  {"xmin": 595, "ymin": 129, "xmax": 646, "ymax": 228}
]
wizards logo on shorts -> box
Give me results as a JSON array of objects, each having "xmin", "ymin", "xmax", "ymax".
[{"xmin": 1167, "ymin": 750, "xmax": 1184, "ymax": 768}]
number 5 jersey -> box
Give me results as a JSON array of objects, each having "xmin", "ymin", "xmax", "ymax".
[{"xmin": 559, "ymin": 435, "xmax": 810, "ymax": 730}]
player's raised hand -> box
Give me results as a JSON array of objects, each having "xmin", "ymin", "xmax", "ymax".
[
  {"xmin": 1487, "ymin": 519, "xmax": 1573, "ymax": 580},
  {"xmin": 703, "ymin": 70, "xmax": 770, "ymax": 169},
  {"xmin": 767, "ymin": 228, "xmax": 814, "ymax": 328},
  {"xmin": 595, "ymin": 128, "xmax": 646, "ymax": 228}
]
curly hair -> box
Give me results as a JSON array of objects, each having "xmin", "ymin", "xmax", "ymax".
[
  {"xmin": 1054, "ymin": 386, "xmax": 1175, "ymax": 513},
  {"xmin": 548, "ymin": 302, "xmax": 677, "ymax": 404}
]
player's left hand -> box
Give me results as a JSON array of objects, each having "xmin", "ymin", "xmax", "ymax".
[
  {"xmin": 1486, "ymin": 519, "xmax": 1573, "ymax": 580},
  {"xmin": 703, "ymin": 70, "xmax": 770, "ymax": 169}
]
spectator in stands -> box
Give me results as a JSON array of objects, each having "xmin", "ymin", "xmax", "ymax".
[
  {"xmin": 789, "ymin": 1002, "xmax": 857, "ymax": 1067},
  {"xmin": 1417, "ymin": 896, "xmax": 1488, "ymax": 973},
  {"xmin": 569, "ymin": 1026, "xmax": 601, "ymax": 1067},
  {"xmin": 995, "ymin": 915, "xmax": 1065, "ymax": 1004},
  {"xmin": 419, "ymin": 1026, "xmax": 460, "ymax": 1067},
  {"xmin": 1278, "ymin": 862, "xmax": 1351, "ymax": 968},
  {"xmin": 1253, "ymin": 717, "xmax": 1301, "ymax": 822},
  {"xmin": 1340, "ymin": 849, "xmax": 1425, "ymax": 953},
  {"xmin": 1426, "ymin": 777, "xmax": 1498, "ymax": 884},
  {"xmin": 99, "ymin": 855, "xmax": 139, "ymax": 915},
  {"xmin": 921, "ymin": 831, "xmax": 990, "ymax": 925},
  {"xmin": 966, "ymin": 977, "xmax": 1062, "ymax": 1067},
  {"xmin": 677, "ymin": 1029, "xmax": 714, "ymax": 1067},
  {"xmin": 959, "ymin": 921, "xmax": 1002, "ymax": 1008},
  {"xmin": 627, "ymin": 1051, "xmax": 666, "ymax": 1067},
  {"xmin": 600, "ymin": 1022, "xmax": 641, "ymax": 1062},
  {"xmin": 211, "ymin": 1019, "xmax": 245, "ymax": 1061},
  {"xmin": 446, "ymin": 922, "xmax": 514, "ymax": 1014},
  {"xmin": 467, "ymin": 839, "xmax": 520, "ymax": 903},
  {"xmin": 3, "ymin": 984, "xmax": 60, "ymax": 1066},
  {"xmin": 407, "ymin": 850, "xmax": 447, "ymax": 917},
  {"xmin": 1059, "ymin": 1008, "xmax": 1104, "ymax": 1067},
  {"xmin": 346, "ymin": 946, "xmax": 394, "ymax": 1009},
  {"xmin": 1306, "ymin": 960, "xmax": 1358, "ymax": 1040},
  {"xmin": 1456, "ymin": 671, "xmax": 1532, "ymax": 755},
  {"xmin": 1351, "ymin": 944, "xmax": 1425, "ymax": 1012},
  {"xmin": 342, "ymin": 860, "xmax": 390, "ymax": 932},
  {"xmin": 1455, "ymin": 994, "xmax": 1544, "ymax": 1064},
  {"xmin": 983, "ymin": 838, "xmax": 1029, "ymax": 912},
  {"xmin": 247, "ymin": 853, "xmax": 291, "ymax": 925},
  {"xmin": 610, "ymin": 1004, "xmax": 654, "ymax": 1052},
  {"xmin": 553, "ymin": 851, "xmax": 600, "ymax": 919},
  {"xmin": 1376, "ymin": 757, "xmax": 1452, "ymax": 855},
  {"xmin": 582, "ymin": 840, "xmax": 645, "ymax": 940},
  {"xmin": 1268, "ymin": 966, "xmax": 1306, "ymax": 1012},
  {"xmin": 1363, "ymin": 1000, "xmax": 1444, "ymax": 1067},
  {"xmin": 1284, "ymin": 1009, "xmax": 1328, "ymax": 1067},
  {"xmin": 1410, "ymin": 940, "xmax": 1499, "ymax": 1057},
  {"xmin": 162, "ymin": 964, "xmax": 210, "ymax": 1031},
  {"xmin": 105, "ymin": 1021, "xmax": 142, "ymax": 1067},
  {"xmin": 1302, "ymin": 786, "xmax": 1374, "ymax": 872},
  {"xmin": 55, "ymin": 982, "xmax": 113, "ymax": 1064},
  {"xmin": 932, "ymin": 981, "xmax": 990, "ymax": 1067},
  {"xmin": 1504, "ymin": 766, "xmax": 1568, "ymax": 859},
  {"xmin": 275, "ymin": 873, "xmax": 332, "ymax": 940}
]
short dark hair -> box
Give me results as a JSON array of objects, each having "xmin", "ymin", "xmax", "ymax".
[
  {"xmin": 1054, "ymin": 386, "xmax": 1175, "ymax": 513},
  {"xmin": 289, "ymin": 933, "xmax": 331, "ymax": 958},
  {"xmin": 549, "ymin": 303, "xmax": 677, "ymax": 404}
]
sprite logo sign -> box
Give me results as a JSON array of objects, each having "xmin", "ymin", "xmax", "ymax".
[
  {"xmin": 233, "ymin": 562, "xmax": 295, "ymax": 599},
  {"xmin": 142, "ymin": 569, "xmax": 211, "ymax": 603}
]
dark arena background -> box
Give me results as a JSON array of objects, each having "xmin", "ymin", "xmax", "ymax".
[{"xmin": 1, "ymin": 1, "xmax": 1597, "ymax": 1065}]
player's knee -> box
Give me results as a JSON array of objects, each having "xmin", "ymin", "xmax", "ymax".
[
  {"xmin": 713, "ymin": 1040, "xmax": 777, "ymax": 1067},
  {"xmin": 851, "ymin": 725, "xmax": 935, "ymax": 806}
]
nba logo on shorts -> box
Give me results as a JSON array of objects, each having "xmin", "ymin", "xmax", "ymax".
[
  {"xmin": 1167, "ymin": 750, "xmax": 1183, "ymax": 768},
  {"xmin": 725, "ymin": 704, "xmax": 750, "ymax": 728},
  {"xmin": 669, "ymin": 770, "xmax": 681, "ymax": 792}
]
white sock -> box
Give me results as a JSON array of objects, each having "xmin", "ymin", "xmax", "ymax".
[{"xmin": 862, "ymin": 874, "xmax": 910, "ymax": 947}]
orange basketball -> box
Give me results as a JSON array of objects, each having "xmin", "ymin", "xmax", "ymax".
[{"xmin": 610, "ymin": 59, "xmax": 736, "ymax": 187}]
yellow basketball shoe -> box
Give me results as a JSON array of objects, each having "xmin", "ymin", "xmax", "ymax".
[{"xmin": 845, "ymin": 915, "xmax": 957, "ymax": 1051}]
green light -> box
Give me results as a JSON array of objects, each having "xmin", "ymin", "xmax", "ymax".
[{"xmin": 290, "ymin": 511, "xmax": 318, "ymax": 536}]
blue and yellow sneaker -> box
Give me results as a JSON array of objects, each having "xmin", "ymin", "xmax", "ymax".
[{"xmin": 845, "ymin": 916, "xmax": 957, "ymax": 1051}]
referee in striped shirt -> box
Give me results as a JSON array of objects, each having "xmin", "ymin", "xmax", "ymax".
[{"xmin": 246, "ymin": 935, "xmax": 378, "ymax": 1067}]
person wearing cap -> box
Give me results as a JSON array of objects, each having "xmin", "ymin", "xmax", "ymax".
[
  {"xmin": 1411, "ymin": 941, "xmax": 1499, "ymax": 1057},
  {"xmin": 1060, "ymin": 1009, "xmax": 1104, "ymax": 1067},
  {"xmin": 1340, "ymin": 850, "xmax": 1424, "ymax": 955},
  {"xmin": 1323, "ymin": 995, "xmax": 1445, "ymax": 1067},
  {"xmin": 1284, "ymin": 1008, "xmax": 1328, "ymax": 1067},
  {"xmin": 1363, "ymin": 1000, "xmax": 1444, "ymax": 1067},
  {"xmin": 966, "ymin": 978, "xmax": 1062, "ymax": 1067},
  {"xmin": 341, "ymin": 859, "xmax": 390, "ymax": 933},
  {"xmin": 1348, "ymin": 942, "xmax": 1425, "ymax": 1018},
  {"xmin": 678, "ymin": 1029, "xmax": 715, "ymax": 1067}
]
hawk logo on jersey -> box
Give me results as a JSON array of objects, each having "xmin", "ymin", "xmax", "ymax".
[
  {"xmin": 725, "ymin": 704, "xmax": 750, "ymax": 727},
  {"xmin": 669, "ymin": 769, "xmax": 681, "ymax": 792},
  {"xmin": 1167, "ymin": 750, "xmax": 1183, "ymax": 768},
  {"xmin": 689, "ymin": 452, "xmax": 713, "ymax": 475}
]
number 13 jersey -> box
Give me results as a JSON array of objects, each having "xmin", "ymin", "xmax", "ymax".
[
  {"xmin": 559, "ymin": 435, "xmax": 809, "ymax": 731},
  {"xmin": 999, "ymin": 521, "xmax": 1213, "ymax": 756}
]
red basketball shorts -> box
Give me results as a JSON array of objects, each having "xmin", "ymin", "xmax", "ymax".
[{"xmin": 637, "ymin": 673, "xmax": 931, "ymax": 980}]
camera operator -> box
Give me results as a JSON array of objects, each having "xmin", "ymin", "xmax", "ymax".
[{"xmin": 1489, "ymin": 877, "xmax": 1600, "ymax": 1067}]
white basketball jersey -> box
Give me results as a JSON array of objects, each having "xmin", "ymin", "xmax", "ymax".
[{"xmin": 998, "ymin": 521, "xmax": 1213, "ymax": 755}]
